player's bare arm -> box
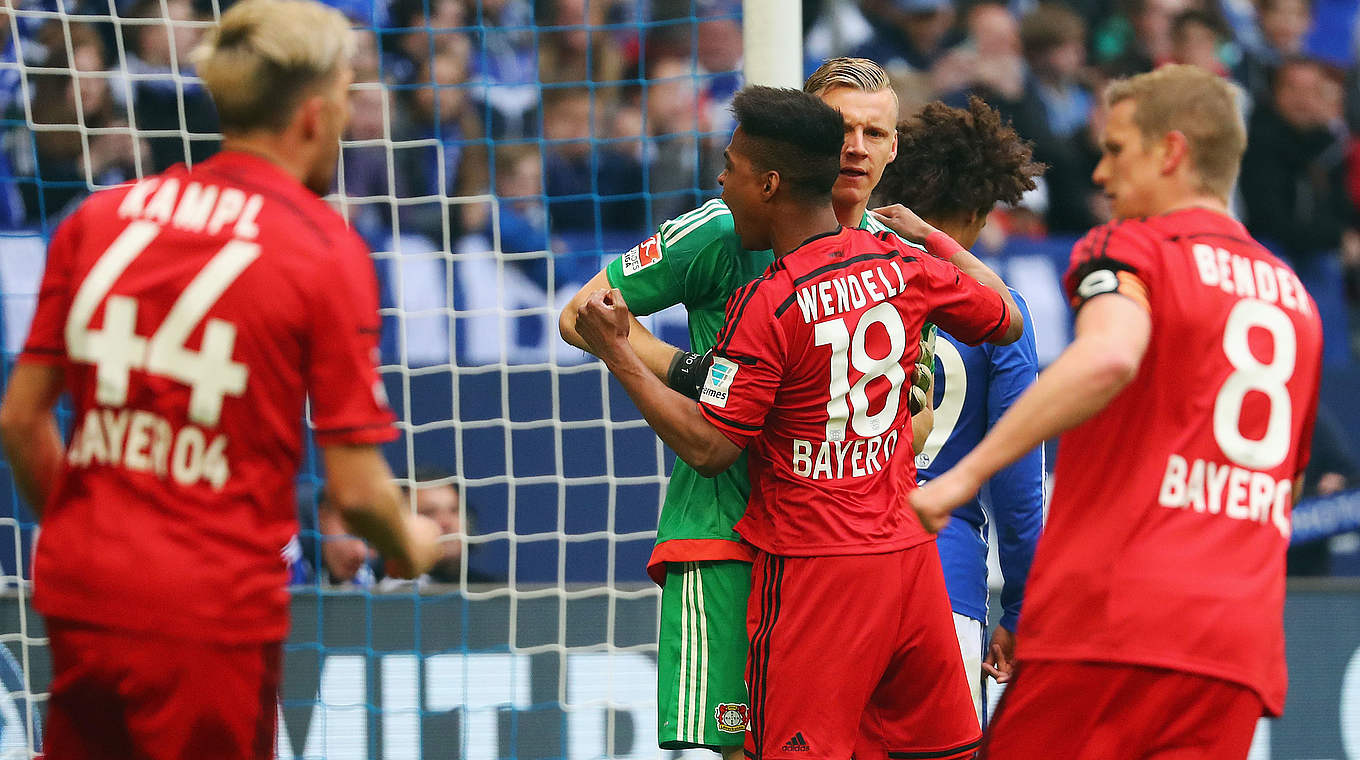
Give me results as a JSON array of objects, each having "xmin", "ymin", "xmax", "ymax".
[
  {"xmin": 575, "ymin": 288, "xmax": 741, "ymax": 477},
  {"xmin": 911, "ymin": 293, "xmax": 1151, "ymax": 532},
  {"xmin": 0, "ymin": 364, "xmax": 67, "ymax": 518},
  {"xmin": 322, "ymin": 444, "xmax": 443, "ymax": 579},
  {"xmin": 870, "ymin": 204, "xmax": 1024, "ymax": 345},
  {"xmin": 559, "ymin": 269, "xmax": 679, "ymax": 384}
]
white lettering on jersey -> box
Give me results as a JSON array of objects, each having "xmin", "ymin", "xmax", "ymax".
[
  {"xmin": 1157, "ymin": 453, "xmax": 1292, "ymax": 538},
  {"xmin": 793, "ymin": 262, "xmax": 907, "ymax": 324},
  {"xmin": 620, "ymin": 234, "xmax": 663, "ymax": 276},
  {"xmin": 700, "ymin": 357, "xmax": 738, "ymax": 408},
  {"xmin": 67, "ymin": 407, "xmax": 230, "ymax": 490},
  {"xmin": 118, "ymin": 179, "xmax": 263, "ymax": 241},
  {"xmin": 791, "ymin": 430, "xmax": 900, "ymax": 480},
  {"xmin": 1190, "ymin": 244, "xmax": 1310, "ymax": 317}
]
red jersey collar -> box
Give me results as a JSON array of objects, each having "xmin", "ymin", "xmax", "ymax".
[{"xmin": 782, "ymin": 225, "xmax": 845, "ymax": 257}]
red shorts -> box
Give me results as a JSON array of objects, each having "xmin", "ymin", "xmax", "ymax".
[
  {"xmin": 745, "ymin": 545, "xmax": 981, "ymax": 760},
  {"xmin": 44, "ymin": 619, "xmax": 282, "ymax": 760},
  {"xmin": 981, "ymin": 660, "xmax": 1263, "ymax": 759}
]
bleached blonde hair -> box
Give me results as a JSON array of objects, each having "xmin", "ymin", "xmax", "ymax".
[
  {"xmin": 193, "ymin": 0, "xmax": 353, "ymax": 132},
  {"xmin": 803, "ymin": 57, "xmax": 894, "ymax": 98}
]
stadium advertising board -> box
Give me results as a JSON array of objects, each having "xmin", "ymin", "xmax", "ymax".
[{"xmin": 1, "ymin": 587, "xmax": 1357, "ymax": 758}]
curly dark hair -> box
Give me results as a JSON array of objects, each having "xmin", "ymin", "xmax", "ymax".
[
  {"xmin": 730, "ymin": 85, "xmax": 844, "ymax": 201},
  {"xmin": 874, "ymin": 97, "xmax": 1046, "ymax": 223}
]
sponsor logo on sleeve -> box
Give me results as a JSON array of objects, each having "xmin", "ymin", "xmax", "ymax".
[
  {"xmin": 621, "ymin": 234, "xmax": 663, "ymax": 276},
  {"xmin": 715, "ymin": 703, "xmax": 749, "ymax": 733},
  {"xmin": 699, "ymin": 357, "xmax": 738, "ymax": 408}
]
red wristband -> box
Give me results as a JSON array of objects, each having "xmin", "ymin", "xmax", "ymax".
[{"xmin": 924, "ymin": 230, "xmax": 965, "ymax": 261}]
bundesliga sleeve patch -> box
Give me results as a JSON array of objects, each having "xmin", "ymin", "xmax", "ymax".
[
  {"xmin": 700, "ymin": 357, "xmax": 738, "ymax": 408},
  {"xmin": 620, "ymin": 234, "xmax": 663, "ymax": 276}
]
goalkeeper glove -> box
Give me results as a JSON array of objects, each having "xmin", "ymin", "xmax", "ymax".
[
  {"xmin": 909, "ymin": 323, "xmax": 938, "ymax": 416},
  {"xmin": 668, "ymin": 348, "xmax": 716, "ymax": 401}
]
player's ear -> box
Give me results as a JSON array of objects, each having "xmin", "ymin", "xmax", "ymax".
[
  {"xmin": 1160, "ymin": 130, "xmax": 1190, "ymax": 177},
  {"xmin": 761, "ymin": 170, "xmax": 779, "ymax": 200},
  {"xmin": 296, "ymin": 94, "xmax": 327, "ymax": 142}
]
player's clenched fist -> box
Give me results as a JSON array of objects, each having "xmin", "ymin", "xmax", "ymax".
[
  {"xmin": 575, "ymin": 288, "xmax": 633, "ymax": 364},
  {"xmin": 387, "ymin": 513, "xmax": 444, "ymax": 579},
  {"xmin": 909, "ymin": 467, "xmax": 981, "ymax": 534}
]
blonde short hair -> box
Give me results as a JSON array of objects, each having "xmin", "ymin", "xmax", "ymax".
[
  {"xmin": 803, "ymin": 57, "xmax": 894, "ymax": 98},
  {"xmin": 193, "ymin": 0, "xmax": 353, "ymax": 133},
  {"xmin": 1105, "ymin": 64, "xmax": 1246, "ymax": 200}
]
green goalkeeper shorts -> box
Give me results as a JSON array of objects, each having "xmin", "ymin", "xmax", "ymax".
[{"xmin": 657, "ymin": 559, "xmax": 752, "ymax": 750}]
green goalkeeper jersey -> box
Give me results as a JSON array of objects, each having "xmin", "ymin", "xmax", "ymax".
[{"xmin": 606, "ymin": 199, "xmax": 901, "ymax": 582}]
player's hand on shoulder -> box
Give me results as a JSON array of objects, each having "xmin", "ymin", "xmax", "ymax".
[
  {"xmin": 869, "ymin": 204, "xmax": 937, "ymax": 246},
  {"xmin": 575, "ymin": 288, "xmax": 634, "ymax": 362},
  {"xmin": 908, "ymin": 467, "xmax": 979, "ymax": 534},
  {"xmin": 387, "ymin": 513, "xmax": 443, "ymax": 580}
]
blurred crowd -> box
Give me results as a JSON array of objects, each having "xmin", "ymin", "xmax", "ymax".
[
  {"xmin": 2, "ymin": 0, "xmax": 1360, "ymax": 353},
  {"xmin": 1, "ymin": 0, "xmax": 1360, "ymax": 571}
]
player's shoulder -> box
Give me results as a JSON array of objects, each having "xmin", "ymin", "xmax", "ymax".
[
  {"xmin": 721, "ymin": 255, "xmax": 792, "ymax": 319},
  {"xmin": 1074, "ymin": 216, "xmax": 1162, "ymax": 250},
  {"xmin": 69, "ymin": 171, "xmax": 164, "ymax": 228},
  {"xmin": 45, "ymin": 168, "xmax": 184, "ymax": 251},
  {"xmin": 856, "ymin": 217, "xmax": 929, "ymax": 255},
  {"xmin": 656, "ymin": 198, "xmax": 736, "ymax": 252},
  {"xmin": 1071, "ymin": 217, "xmax": 1163, "ymax": 268},
  {"xmin": 188, "ymin": 151, "xmax": 361, "ymax": 257}
]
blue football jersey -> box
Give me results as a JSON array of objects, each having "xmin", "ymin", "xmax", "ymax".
[{"xmin": 917, "ymin": 290, "xmax": 1044, "ymax": 632}]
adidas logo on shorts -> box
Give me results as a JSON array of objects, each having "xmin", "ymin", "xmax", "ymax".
[{"xmin": 781, "ymin": 733, "xmax": 811, "ymax": 752}]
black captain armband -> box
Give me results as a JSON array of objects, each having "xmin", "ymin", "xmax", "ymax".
[{"xmin": 667, "ymin": 348, "xmax": 716, "ymax": 401}]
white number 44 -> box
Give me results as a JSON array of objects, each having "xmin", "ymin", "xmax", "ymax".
[{"xmin": 65, "ymin": 220, "xmax": 259, "ymax": 427}]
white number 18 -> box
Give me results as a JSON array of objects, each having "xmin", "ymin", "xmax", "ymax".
[{"xmin": 813, "ymin": 302, "xmax": 909, "ymax": 441}]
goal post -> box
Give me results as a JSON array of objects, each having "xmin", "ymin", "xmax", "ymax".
[{"xmin": 741, "ymin": 0, "xmax": 802, "ymax": 88}]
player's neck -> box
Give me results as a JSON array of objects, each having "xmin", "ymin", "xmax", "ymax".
[
  {"xmin": 220, "ymin": 136, "xmax": 312, "ymax": 189},
  {"xmin": 1156, "ymin": 194, "xmax": 1232, "ymax": 219},
  {"xmin": 770, "ymin": 202, "xmax": 842, "ymax": 257},
  {"xmin": 833, "ymin": 198, "xmax": 868, "ymax": 228}
]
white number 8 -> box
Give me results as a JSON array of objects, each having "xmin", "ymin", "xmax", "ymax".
[{"xmin": 1214, "ymin": 299, "xmax": 1295, "ymax": 470}]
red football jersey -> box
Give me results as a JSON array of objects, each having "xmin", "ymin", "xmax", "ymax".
[
  {"xmin": 1019, "ymin": 208, "xmax": 1323, "ymax": 715},
  {"xmin": 22, "ymin": 151, "xmax": 396, "ymax": 643},
  {"xmin": 698, "ymin": 227, "xmax": 1010, "ymax": 555}
]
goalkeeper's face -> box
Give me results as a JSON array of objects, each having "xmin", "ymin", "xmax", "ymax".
[
  {"xmin": 303, "ymin": 63, "xmax": 355, "ymax": 196},
  {"xmin": 818, "ymin": 86, "xmax": 898, "ymax": 215}
]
